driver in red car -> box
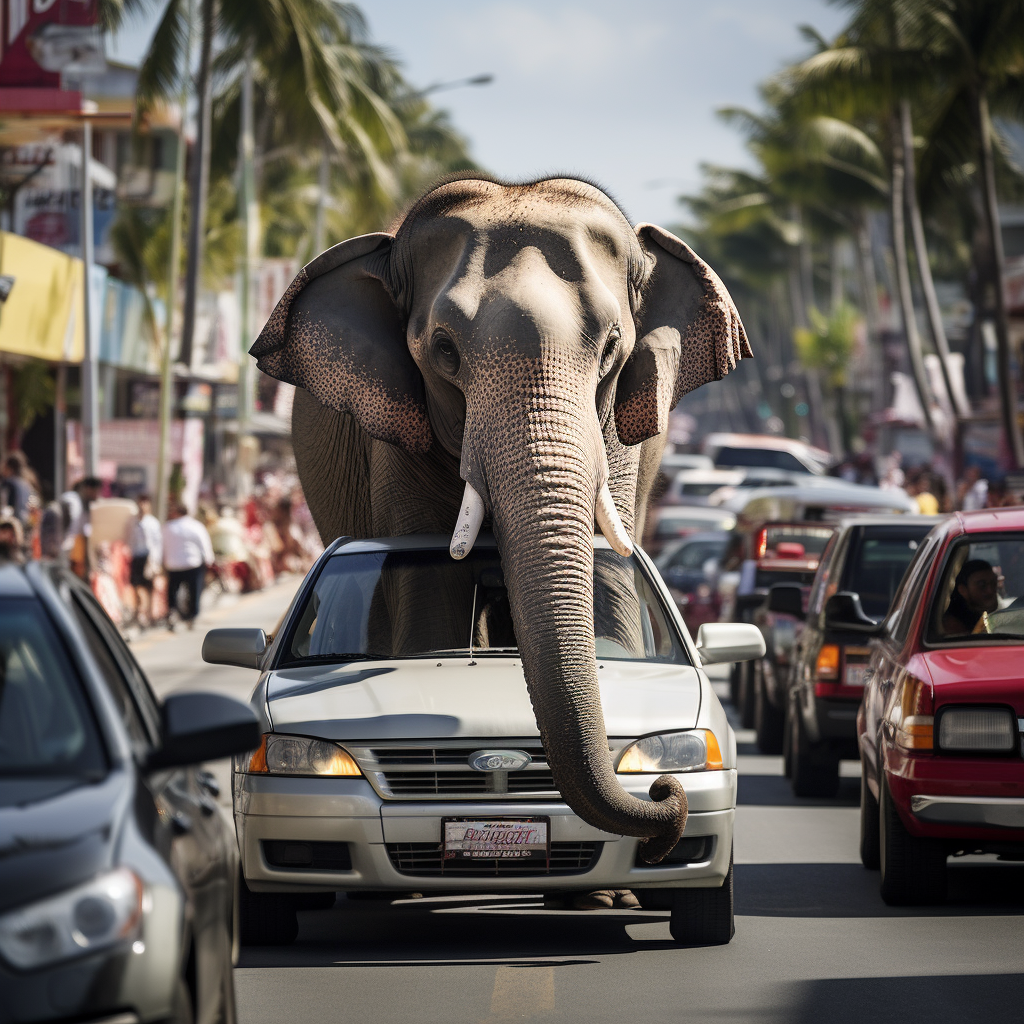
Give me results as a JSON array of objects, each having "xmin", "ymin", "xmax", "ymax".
[{"xmin": 941, "ymin": 559, "xmax": 1000, "ymax": 635}]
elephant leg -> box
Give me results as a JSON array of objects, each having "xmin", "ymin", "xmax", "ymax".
[{"xmin": 293, "ymin": 388, "xmax": 374, "ymax": 543}]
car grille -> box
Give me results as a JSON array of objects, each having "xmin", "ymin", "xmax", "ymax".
[
  {"xmin": 386, "ymin": 842, "xmax": 601, "ymax": 876},
  {"xmin": 352, "ymin": 743, "xmax": 560, "ymax": 800}
]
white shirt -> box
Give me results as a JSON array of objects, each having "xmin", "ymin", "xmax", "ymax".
[
  {"xmin": 130, "ymin": 512, "xmax": 163, "ymax": 560},
  {"xmin": 162, "ymin": 515, "xmax": 215, "ymax": 571}
]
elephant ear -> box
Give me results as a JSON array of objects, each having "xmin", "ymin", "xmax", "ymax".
[
  {"xmin": 614, "ymin": 223, "xmax": 752, "ymax": 446},
  {"xmin": 249, "ymin": 232, "xmax": 432, "ymax": 453}
]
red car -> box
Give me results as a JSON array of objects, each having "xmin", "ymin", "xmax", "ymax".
[{"xmin": 857, "ymin": 509, "xmax": 1024, "ymax": 905}]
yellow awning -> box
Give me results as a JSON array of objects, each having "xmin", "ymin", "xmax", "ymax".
[{"xmin": 0, "ymin": 231, "xmax": 84, "ymax": 362}]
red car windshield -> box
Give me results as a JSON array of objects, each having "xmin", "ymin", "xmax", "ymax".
[{"xmin": 927, "ymin": 533, "xmax": 1024, "ymax": 642}]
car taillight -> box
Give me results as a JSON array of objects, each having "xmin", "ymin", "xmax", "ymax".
[
  {"xmin": 755, "ymin": 528, "xmax": 767, "ymax": 559},
  {"xmin": 889, "ymin": 673, "xmax": 933, "ymax": 751},
  {"xmin": 816, "ymin": 644, "xmax": 840, "ymax": 680}
]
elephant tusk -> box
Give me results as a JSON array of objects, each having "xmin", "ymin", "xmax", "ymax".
[
  {"xmin": 595, "ymin": 483, "xmax": 633, "ymax": 557},
  {"xmin": 450, "ymin": 481, "xmax": 485, "ymax": 560}
]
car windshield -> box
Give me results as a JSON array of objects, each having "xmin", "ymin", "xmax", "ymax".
[
  {"xmin": 928, "ymin": 534, "xmax": 1024, "ymax": 642},
  {"xmin": 715, "ymin": 447, "xmax": 811, "ymax": 472},
  {"xmin": 761, "ymin": 525, "xmax": 834, "ymax": 558},
  {"xmin": 843, "ymin": 526, "xmax": 931, "ymax": 619},
  {"xmin": 283, "ymin": 547, "xmax": 689, "ymax": 666},
  {"xmin": 656, "ymin": 514, "xmax": 733, "ymax": 537},
  {"xmin": 0, "ymin": 598, "xmax": 107, "ymax": 778}
]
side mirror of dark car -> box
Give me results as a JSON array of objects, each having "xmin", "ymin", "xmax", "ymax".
[
  {"xmin": 767, "ymin": 584, "xmax": 804, "ymax": 618},
  {"xmin": 202, "ymin": 628, "xmax": 268, "ymax": 670},
  {"xmin": 824, "ymin": 591, "xmax": 881, "ymax": 633},
  {"xmin": 146, "ymin": 692, "xmax": 260, "ymax": 771}
]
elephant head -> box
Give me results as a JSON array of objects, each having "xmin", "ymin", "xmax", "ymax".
[{"xmin": 251, "ymin": 176, "xmax": 750, "ymax": 861}]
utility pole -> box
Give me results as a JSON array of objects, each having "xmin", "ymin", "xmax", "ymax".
[
  {"xmin": 155, "ymin": 0, "xmax": 194, "ymax": 521},
  {"xmin": 236, "ymin": 48, "xmax": 258, "ymax": 498},
  {"xmin": 80, "ymin": 117, "xmax": 98, "ymax": 477}
]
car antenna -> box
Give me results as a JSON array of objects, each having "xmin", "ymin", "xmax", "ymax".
[{"xmin": 469, "ymin": 583, "xmax": 478, "ymax": 665}]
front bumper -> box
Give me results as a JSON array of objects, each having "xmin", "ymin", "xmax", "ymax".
[{"xmin": 234, "ymin": 769, "xmax": 736, "ymax": 892}]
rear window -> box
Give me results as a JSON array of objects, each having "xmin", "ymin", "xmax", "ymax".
[
  {"xmin": 656, "ymin": 514, "xmax": 734, "ymax": 537},
  {"xmin": 0, "ymin": 598, "xmax": 106, "ymax": 778},
  {"xmin": 715, "ymin": 447, "xmax": 810, "ymax": 473},
  {"xmin": 760, "ymin": 525, "xmax": 834, "ymax": 558},
  {"xmin": 842, "ymin": 526, "xmax": 931, "ymax": 619},
  {"xmin": 755, "ymin": 568, "xmax": 818, "ymax": 589}
]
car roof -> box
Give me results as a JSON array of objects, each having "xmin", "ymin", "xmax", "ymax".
[
  {"xmin": 331, "ymin": 532, "xmax": 616, "ymax": 553},
  {"xmin": 954, "ymin": 508, "xmax": 1024, "ymax": 532},
  {"xmin": 835, "ymin": 514, "xmax": 946, "ymax": 531},
  {"xmin": 0, "ymin": 561, "xmax": 35, "ymax": 597}
]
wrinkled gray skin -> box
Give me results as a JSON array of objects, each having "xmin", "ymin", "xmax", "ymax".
[{"xmin": 252, "ymin": 175, "xmax": 749, "ymax": 861}]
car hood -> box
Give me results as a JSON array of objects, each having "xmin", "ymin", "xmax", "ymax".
[
  {"xmin": 919, "ymin": 646, "xmax": 1024, "ymax": 716},
  {"xmin": 0, "ymin": 771, "xmax": 128, "ymax": 914},
  {"xmin": 265, "ymin": 658, "xmax": 703, "ymax": 740}
]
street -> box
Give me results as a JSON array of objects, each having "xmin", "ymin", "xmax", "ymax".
[{"xmin": 133, "ymin": 582, "xmax": 1024, "ymax": 1024}]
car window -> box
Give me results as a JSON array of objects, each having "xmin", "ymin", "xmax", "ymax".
[
  {"xmin": 69, "ymin": 592, "xmax": 159, "ymax": 752},
  {"xmin": 926, "ymin": 532, "xmax": 1024, "ymax": 643},
  {"xmin": 0, "ymin": 598, "xmax": 107, "ymax": 778},
  {"xmin": 884, "ymin": 532, "xmax": 942, "ymax": 644},
  {"xmin": 842, "ymin": 525, "xmax": 932, "ymax": 620},
  {"xmin": 807, "ymin": 533, "xmax": 840, "ymax": 618},
  {"xmin": 283, "ymin": 547, "xmax": 690, "ymax": 666},
  {"xmin": 669, "ymin": 540, "xmax": 726, "ymax": 570}
]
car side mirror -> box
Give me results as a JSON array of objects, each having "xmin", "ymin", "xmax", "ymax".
[
  {"xmin": 695, "ymin": 622, "xmax": 766, "ymax": 665},
  {"xmin": 767, "ymin": 584, "xmax": 804, "ymax": 618},
  {"xmin": 202, "ymin": 628, "xmax": 268, "ymax": 670},
  {"xmin": 824, "ymin": 591, "xmax": 880, "ymax": 633},
  {"xmin": 146, "ymin": 692, "xmax": 260, "ymax": 771}
]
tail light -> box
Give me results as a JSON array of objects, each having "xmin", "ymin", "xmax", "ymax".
[
  {"xmin": 816, "ymin": 644, "xmax": 840, "ymax": 681},
  {"xmin": 814, "ymin": 645, "xmax": 873, "ymax": 697},
  {"xmin": 755, "ymin": 528, "xmax": 768, "ymax": 559},
  {"xmin": 888, "ymin": 673, "xmax": 933, "ymax": 751}
]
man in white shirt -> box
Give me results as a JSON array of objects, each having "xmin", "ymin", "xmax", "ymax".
[
  {"xmin": 128, "ymin": 494, "xmax": 163, "ymax": 628},
  {"xmin": 162, "ymin": 502, "xmax": 215, "ymax": 630}
]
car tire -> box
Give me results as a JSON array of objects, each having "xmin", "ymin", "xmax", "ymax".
[
  {"xmin": 739, "ymin": 662, "xmax": 756, "ymax": 729},
  {"xmin": 879, "ymin": 775, "xmax": 946, "ymax": 906},
  {"xmin": 754, "ymin": 665, "xmax": 785, "ymax": 754},
  {"xmin": 237, "ymin": 874, "xmax": 299, "ymax": 946},
  {"xmin": 789, "ymin": 703, "xmax": 839, "ymax": 798},
  {"xmin": 669, "ymin": 851, "xmax": 735, "ymax": 946},
  {"xmin": 859, "ymin": 768, "xmax": 880, "ymax": 870}
]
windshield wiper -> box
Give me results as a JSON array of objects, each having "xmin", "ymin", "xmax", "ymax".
[{"xmin": 291, "ymin": 653, "xmax": 385, "ymax": 663}]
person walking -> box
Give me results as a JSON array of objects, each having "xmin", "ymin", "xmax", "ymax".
[
  {"xmin": 128, "ymin": 494, "xmax": 162, "ymax": 628},
  {"xmin": 162, "ymin": 502, "xmax": 214, "ymax": 630},
  {"xmin": 1, "ymin": 452, "xmax": 39, "ymax": 537}
]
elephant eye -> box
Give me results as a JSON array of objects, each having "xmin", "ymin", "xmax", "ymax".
[
  {"xmin": 600, "ymin": 327, "xmax": 621, "ymax": 376},
  {"xmin": 431, "ymin": 333, "xmax": 461, "ymax": 376}
]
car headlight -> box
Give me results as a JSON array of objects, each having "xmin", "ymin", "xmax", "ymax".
[
  {"xmin": 937, "ymin": 707, "xmax": 1016, "ymax": 753},
  {"xmin": 0, "ymin": 868, "xmax": 143, "ymax": 971},
  {"xmin": 236, "ymin": 734, "xmax": 362, "ymax": 776},
  {"xmin": 615, "ymin": 730, "xmax": 723, "ymax": 773}
]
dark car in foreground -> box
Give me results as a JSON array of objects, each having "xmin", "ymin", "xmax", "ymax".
[
  {"xmin": 858, "ymin": 509, "xmax": 1024, "ymax": 905},
  {"xmin": 765, "ymin": 516, "xmax": 940, "ymax": 782},
  {"xmin": 0, "ymin": 561, "xmax": 259, "ymax": 1024}
]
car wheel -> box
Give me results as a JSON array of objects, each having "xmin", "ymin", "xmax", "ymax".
[
  {"xmin": 669, "ymin": 850, "xmax": 734, "ymax": 946},
  {"xmin": 859, "ymin": 767, "xmax": 880, "ymax": 870},
  {"xmin": 754, "ymin": 665, "xmax": 785, "ymax": 754},
  {"xmin": 879, "ymin": 775, "xmax": 946, "ymax": 906},
  {"xmin": 790, "ymin": 703, "xmax": 839, "ymax": 798},
  {"xmin": 739, "ymin": 662, "xmax": 756, "ymax": 729},
  {"xmin": 237, "ymin": 874, "xmax": 299, "ymax": 946}
]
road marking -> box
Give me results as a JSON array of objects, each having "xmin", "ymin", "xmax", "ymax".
[{"xmin": 481, "ymin": 965, "xmax": 554, "ymax": 1021}]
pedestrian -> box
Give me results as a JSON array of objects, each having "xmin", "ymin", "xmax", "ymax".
[
  {"xmin": 127, "ymin": 494, "xmax": 162, "ymax": 628},
  {"xmin": 1, "ymin": 452, "xmax": 39, "ymax": 531},
  {"xmin": 0, "ymin": 515, "xmax": 24, "ymax": 562},
  {"xmin": 62, "ymin": 477, "xmax": 102, "ymax": 579},
  {"xmin": 906, "ymin": 471, "xmax": 939, "ymax": 515},
  {"xmin": 956, "ymin": 465, "xmax": 988, "ymax": 511},
  {"xmin": 162, "ymin": 501, "xmax": 214, "ymax": 630}
]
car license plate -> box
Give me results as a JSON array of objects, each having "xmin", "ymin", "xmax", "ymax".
[
  {"xmin": 442, "ymin": 818, "xmax": 549, "ymax": 863},
  {"xmin": 845, "ymin": 665, "xmax": 867, "ymax": 687}
]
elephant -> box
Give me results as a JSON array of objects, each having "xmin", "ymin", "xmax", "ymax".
[{"xmin": 250, "ymin": 174, "xmax": 750, "ymax": 862}]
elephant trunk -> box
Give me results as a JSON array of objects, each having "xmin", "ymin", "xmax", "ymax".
[{"xmin": 482, "ymin": 420, "xmax": 687, "ymax": 863}]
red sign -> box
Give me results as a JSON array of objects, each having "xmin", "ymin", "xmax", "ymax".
[{"xmin": 0, "ymin": 0, "xmax": 100, "ymax": 89}]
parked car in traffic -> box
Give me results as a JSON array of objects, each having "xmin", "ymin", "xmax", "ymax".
[
  {"xmin": 857, "ymin": 509, "xmax": 1024, "ymax": 905},
  {"xmin": 206, "ymin": 534, "xmax": 766, "ymax": 948},
  {"xmin": 645, "ymin": 506, "xmax": 737, "ymax": 556},
  {"xmin": 663, "ymin": 469, "xmax": 744, "ymax": 507},
  {"xmin": 0, "ymin": 561, "xmax": 259, "ymax": 1024},
  {"xmin": 765, "ymin": 516, "xmax": 941, "ymax": 784},
  {"xmin": 702, "ymin": 433, "xmax": 831, "ymax": 475},
  {"xmin": 655, "ymin": 531, "xmax": 731, "ymax": 636}
]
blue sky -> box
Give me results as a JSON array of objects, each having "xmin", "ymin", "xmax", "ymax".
[{"xmin": 109, "ymin": 0, "xmax": 848, "ymax": 227}]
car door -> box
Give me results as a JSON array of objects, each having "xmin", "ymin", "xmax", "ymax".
[{"xmin": 65, "ymin": 584, "xmax": 235, "ymax": 1021}]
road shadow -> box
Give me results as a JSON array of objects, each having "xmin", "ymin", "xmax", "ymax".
[
  {"xmin": 736, "ymin": 862, "xmax": 1024, "ymax": 918},
  {"xmin": 237, "ymin": 895, "xmax": 675, "ymax": 968},
  {"xmin": 778, "ymin": 973, "xmax": 1024, "ymax": 1024},
  {"xmin": 737, "ymin": 773, "xmax": 860, "ymax": 807}
]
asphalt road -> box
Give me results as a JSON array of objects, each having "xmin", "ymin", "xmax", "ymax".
[{"xmin": 134, "ymin": 583, "xmax": 1024, "ymax": 1024}]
